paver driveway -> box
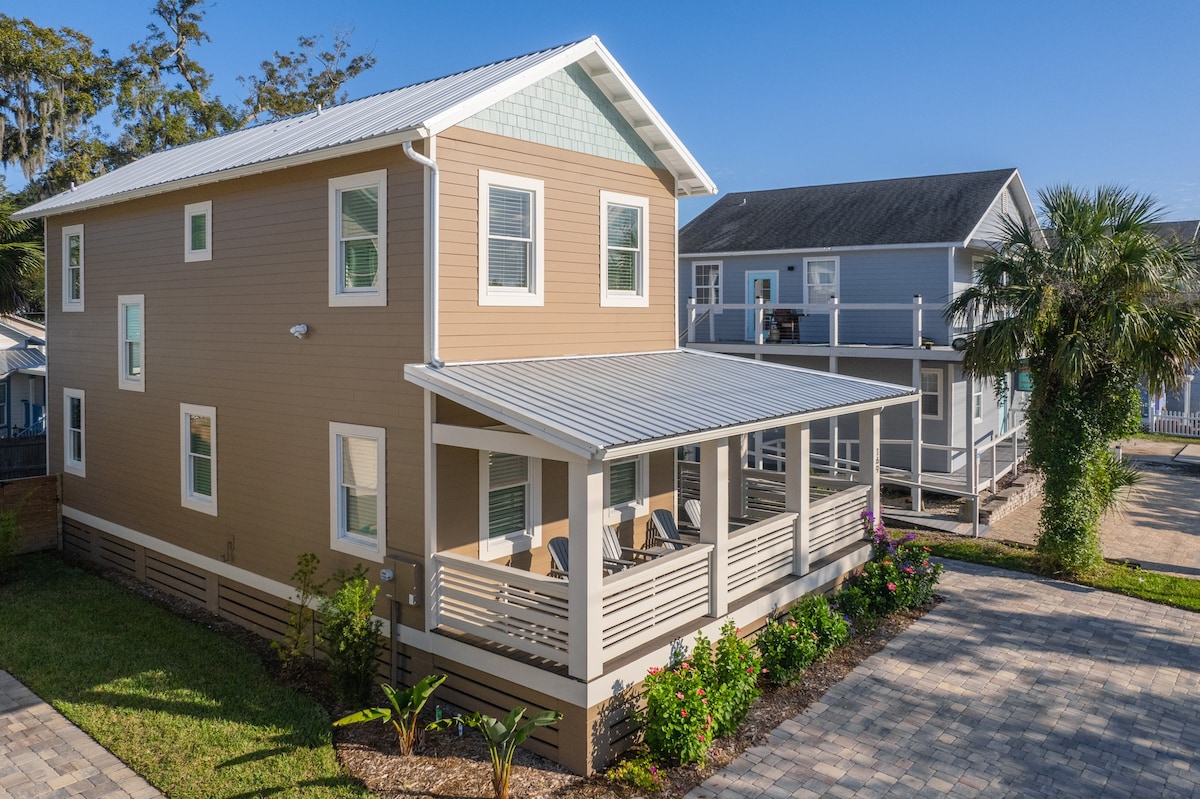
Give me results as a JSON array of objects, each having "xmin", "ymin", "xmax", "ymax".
[{"xmin": 690, "ymin": 561, "xmax": 1200, "ymax": 799}]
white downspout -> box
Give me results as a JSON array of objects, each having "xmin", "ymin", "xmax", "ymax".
[{"xmin": 403, "ymin": 139, "xmax": 443, "ymax": 368}]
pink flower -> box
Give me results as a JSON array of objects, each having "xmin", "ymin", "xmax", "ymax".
[
  {"xmin": 676, "ymin": 692, "xmax": 684, "ymax": 700},
  {"xmin": 697, "ymin": 688, "xmax": 705, "ymax": 696},
  {"xmin": 698, "ymin": 734, "xmax": 706, "ymax": 742},
  {"xmin": 681, "ymin": 662, "xmax": 690, "ymax": 670},
  {"xmin": 680, "ymin": 709, "xmax": 688, "ymax": 717},
  {"xmin": 648, "ymin": 666, "xmax": 661, "ymax": 675},
  {"xmin": 887, "ymin": 582, "xmax": 897, "ymax": 591}
]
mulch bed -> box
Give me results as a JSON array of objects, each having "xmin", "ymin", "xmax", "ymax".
[{"xmin": 64, "ymin": 551, "xmax": 934, "ymax": 799}]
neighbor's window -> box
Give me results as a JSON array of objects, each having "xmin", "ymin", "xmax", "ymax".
[
  {"xmin": 920, "ymin": 368, "xmax": 943, "ymax": 420},
  {"xmin": 329, "ymin": 422, "xmax": 386, "ymax": 561},
  {"xmin": 184, "ymin": 201, "xmax": 212, "ymax": 262},
  {"xmin": 118, "ymin": 294, "xmax": 145, "ymax": 392},
  {"xmin": 478, "ymin": 170, "xmax": 544, "ymax": 306},
  {"xmin": 693, "ymin": 262, "xmax": 722, "ymax": 305},
  {"xmin": 973, "ymin": 377, "xmax": 984, "ymax": 421},
  {"xmin": 329, "ymin": 171, "xmax": 387, "ymax": 306},
  {"xmin": 63, "ymin": 225, "xmax": 84, "ymax": 311},
  {"xmin": 64, "ymin": 388, "xmax": 85, "ymax": 477},
  {"xmin": 600, "ymin": 191, "xmax": 649, "ymax": 307},
  {"xmin": 480, "ymin": 451, "xmax": 541, "ymax": 559},
  {"xmin": 180, "ymin": 404, "xmax": 217, "ymax": 515},
  {"xmin": 804, "ymin": 257, "xmax": 838, "ymax": 304}
]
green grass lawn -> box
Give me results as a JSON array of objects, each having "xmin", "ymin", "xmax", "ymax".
[
  {"xmin": 0, "ymin": 554, "xmax": 368, "ymax": 799},
  {"xmin": 917, "ymin": 534, "xmax": 1200, "ymax": 613}
]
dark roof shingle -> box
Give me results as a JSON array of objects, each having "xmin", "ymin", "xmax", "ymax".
[{"xmin": 680, "ymin": 168, "xmax": 1018, "ymax": 253}]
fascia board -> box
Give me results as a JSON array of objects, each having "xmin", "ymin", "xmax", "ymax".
[
  {"xmin": 13, "ymin": 128, "xmax": 426, "ymax": 220},
  {"xmin": 680, "ymin": 242, "xmax": 961, "ymax": 258},
  {"xmin": 962, "ymin": 169, "xmax": 1021, "ymax": 246}
]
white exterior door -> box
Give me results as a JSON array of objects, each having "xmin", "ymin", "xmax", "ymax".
[{"xmin": 745, "ymin": 271, "xmax": 777, "ymax": 340}]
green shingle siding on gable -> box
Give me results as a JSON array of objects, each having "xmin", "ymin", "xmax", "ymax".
[{"xmin": 461, "ymin": 64, "xmax": 665, "ymax": 169}]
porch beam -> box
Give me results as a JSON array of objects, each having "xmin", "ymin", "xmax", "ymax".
[
  {"xmin": 785, "ymin": 422, "xmax": 811, "ymax": 576},
  {"xmin": 859, "ymin": 408, "xmax": 882, "ymax": 521},
  {"xmin": 700, "ymin": 437, "xmax": 730, "ymax": 617},
  {"xmin": 432, "ymin": 423, "xmax": 580, "ymax": 462},
  {"xmin": 567, "ymin": 459, "xmax": 605, "ymax": 680}
]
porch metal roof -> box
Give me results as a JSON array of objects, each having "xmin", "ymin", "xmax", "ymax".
[
  {"xmin": 0, "ymin": 348, "xmax": 45, "ymax": 377},
  {"xmin": 404, "ymin": 349, "xmax": 917, "ymax": 460}
]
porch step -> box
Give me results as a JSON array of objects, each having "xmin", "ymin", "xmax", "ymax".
[{"xmin": 959, "ymin": 472, "xmax": 1043, "ymax": 524}]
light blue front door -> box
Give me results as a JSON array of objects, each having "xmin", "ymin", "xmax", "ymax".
[{"xmin": 745, "ymin": 271, "xmax": 777, "ymax": 340}]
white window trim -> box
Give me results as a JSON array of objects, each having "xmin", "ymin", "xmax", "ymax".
[
  {"xmin": 803, "ymin": 256, "xmax": 840, "ymax": 304},
  {"xmin": 62, "ymin": 225, "xmax": 84, "ymax": 312},
  {"xmin": 599, "ymin": 191, "xmax": 650, "ymax": 308},
  {"xmin": 184, "ymin": 201, "xmax": 212, "ymax": 262},
  {"xmin": 973, "ymin": 377, "xmax": 984, "ymax": 421},
  {"xmin": 478, "ymin": 170, "xmax": 545, "ymax": 307},
  {"xmin": 63, "ymin": 388, "xmax": 85, "ymax": 477},
  {"xmin": 118, "ymin": 294, "xmax": 145, "ymax": 392},
  {"xmin": 478, "ymin": 451, "xmax": 542, "ymax": 560},
  {"xmin": 180, "ymin": 403, "xmax": 217, "ymax": 516},
  {"xmin": 692, "ymin": 260, "xmax": 723, "ymax": 307},
  {"xmin": 920, "ymin": 368, "xmax": 943, "ymax": 421},
  {"xmin": 329, "ymin": 422, "xmax": 386, "ymax": 562},
  {"xmin": 604, "ymin": 453, "xmax": 649, "ymax": 524},
  {"xmin": 328, "ymin": 170, "xmax": 387, "ymax": 307}
]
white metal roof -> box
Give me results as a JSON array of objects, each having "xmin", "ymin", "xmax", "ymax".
[
  {"xmin": 404, "ymin": 349, "xmax": 917, "ymax": 460},
  {"xmin": 15, "ymin": 36, "xmax": 715, "ymax": 220}
]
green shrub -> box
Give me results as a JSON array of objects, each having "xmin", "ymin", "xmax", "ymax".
[
  {"xmin": 832, "ymin": 585, "xmax": 876, "ymax": 633},
  {"xmin": 755, "ymin": 615, "xmax": 818, "ymax": 686},
  {"xmin": 319, "ymin": 567, "xmax": 383, "ymax": 705},
  {"xmin": 849, "ymin": 513, "xmax": 944, "ymax": 617},
  {"xmin": 273, "ymin": 552, "xmax": 326, "ymax": 670},
  {"xmin": 789, "ymin": 594, "xmax": 849, "ymax": 659},
  {"xmin": 640, "ymin": 657, "xmax": 713, "ymax": 766},
  {"xmin": 333, "ymin": 673, "xmax": 446, "ymax": 755},
  {"xmin": 606, "ymin": 750, "xmax": 667, "ymax": 793},
  {"xmin": 691, "ymin": 620, "xmax": 761, "ymax": 738}
]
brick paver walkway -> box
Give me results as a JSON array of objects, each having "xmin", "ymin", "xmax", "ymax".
[
  {"xmin": 690, "ymin": 561, "xmax": 1200, "ymax": 799},
  {"xmin": 0, "ymin": 671, "xmax": 164, "ymax": 799}
]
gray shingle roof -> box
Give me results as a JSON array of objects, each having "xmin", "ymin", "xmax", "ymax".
[
  {"xmin": 680, "ymin": 168, "xmax": 1018, "ymax": 254},
  {"xmin": 405, "ymin": 349, "xmax": 915, "ymax": 459},
  {"xmin": 1148, "ymin": 220, "xmax": 1200, "ymax": 244}
]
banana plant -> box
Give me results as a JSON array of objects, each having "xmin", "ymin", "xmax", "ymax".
[
  {"xmin": 333, "ymin": 673, "xmax": 446, "ymax": 755},
  {"xmin": 429, "ymin": 706, "xmax": 562, "ymax": 799}
]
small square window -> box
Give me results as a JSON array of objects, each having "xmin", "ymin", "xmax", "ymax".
[
  {"xmin": 62, "ymin": 225, "xmax": 84, "ymax": 312},
  {"xmin": 329, "ymin": 171, "xmax": 387, "ymax": 307},
  {"xmin": 600, "ymin": 192, "xmax": 650, "ymax": 307},
  {"xmin": 184, "ymin": 201, "xmax": 212, "ymax": 262},
  {"xmin": 180, "ymin": 404, "xmax": 217, "ymax": 515},
  {"xmin": 330, "ymin": 422, "xmax": 386, "ymax": 561},
  {"xmin": 63, "ymin": 388, "xmax": 85, "ymax": 477},
  {"xmin": 118, "ymin": 295, "xmax": 145, "ymax": 392},
  {"xmin": 479, "ymin": 171, "xmax": 544, "ymax": 306}
]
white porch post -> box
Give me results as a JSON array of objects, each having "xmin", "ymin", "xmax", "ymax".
[
  {"xmin": 785, "ymin": 422, "xmax": 811, "ymax": 576},
  {"xmin": 859, "ymin": 408, "xmax": 882, "ymax": 521},
  {"xmin": 729, "ymin": 434, "xmax": 747, "ymax": 517},
  {"xmin": 911, "ymin": 360, "xmax": 923, "ymax": 511},
  {"xmin": 567, "ymin": 458, "xmax": 605, "ymax": 680},
  {"xmin": 701, "ymin": 437, "xmax": 730, "ymax": 617}
]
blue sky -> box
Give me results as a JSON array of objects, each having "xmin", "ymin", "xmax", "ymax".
[{"xmin": 9, "ymin": 0, "xmax": 1200, "ymax": 224}]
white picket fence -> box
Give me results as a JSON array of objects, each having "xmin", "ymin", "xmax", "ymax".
[{"xmin": 1146, "ymin": 409, "xmax": 1200, "ymax": 437}]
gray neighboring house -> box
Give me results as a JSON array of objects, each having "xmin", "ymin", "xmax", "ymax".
[
  {"xmin": 1143, "ymin": 220, "xmax": 1200, "ymax": 426},
  {"xmin": 677, "ymin": 169, "xmax": 1039, "ymax": 506}
]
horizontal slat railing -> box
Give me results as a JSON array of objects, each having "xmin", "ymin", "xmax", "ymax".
[
  {"xmin": 600, "ymin": 544, "xmax": 712, "ymax": 659},
  {"xmin": 727, "ymin": 512, "xmax": 798, "ymax": 601},
  {"xmin": 809, "ymin": 484, "xmax": 870, "ymax": 560},
  {"xmin": 435, "ymin": 552, "xmax": 571, "ymax": 664}
]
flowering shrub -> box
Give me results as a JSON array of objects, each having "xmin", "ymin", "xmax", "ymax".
[
  {"xmin": 755, "ymin": 614, "xmax": 818, "ymax": 686},
  {"xmin": 789, "ymin": 594, "xmax": 849, "ymax": 659},
  {"xmin": 640, "ymin": 659, "xmax": 713, "ymax": 766},
  {"xmin": 847, "ymin": 513, "xmax": 944, "ymax": 616},
  {"xmin": 832, "ymin": 584, "xmax": 876, "ymax": 632},
  {"xmin": 691, "ymin": 621, "xmax": 761, "ymax": 737},
  {"xmin": 607, "ymin": 750, "xmax": 667, "ymax": 792}
]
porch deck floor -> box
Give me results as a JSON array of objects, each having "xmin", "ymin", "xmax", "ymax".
[{"xmin": 883, "ymin": 440, "xmax": 1029, "ymax": 496}]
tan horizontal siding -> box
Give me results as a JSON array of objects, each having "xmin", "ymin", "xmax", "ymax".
[
  {"xmin": 436, "ymin": 126, "xmax": 678, "ymax": 361},
  {"xmin": 47, "ymin": 147, "xmax": 429, "ymax": 587}
]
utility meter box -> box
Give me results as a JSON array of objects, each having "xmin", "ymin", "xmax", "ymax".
[{"xmin": 386, "ymin": 555, "xmax": 423, "ymax": 606}]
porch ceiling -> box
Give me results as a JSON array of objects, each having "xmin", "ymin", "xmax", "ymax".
[{"xmin": 405, "ymin": 349, "xmax": 916, "ymax": 460}]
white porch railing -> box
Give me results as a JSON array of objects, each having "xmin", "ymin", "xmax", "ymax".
[
  {"xmin": 600, "ymin": 543, "xmax": 712, "ymax": 659},
  {"xmin": 809, "ymin": 484, "xmax": 871, "ymax": 560},
  {"xmin": 728, "ymin": 512, "xmax": 798, "ymax": 601}
]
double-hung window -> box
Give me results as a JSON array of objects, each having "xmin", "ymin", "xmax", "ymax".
[
  {"xmin": 478, "ymin": 171, "xmax": 544, "ymax": 306},
  {"xmin": 693, "ymin": 261, "xmax": 722, "ymax": 305},
  {"xmin": 184, "ymin": 201, "xmax": 212, "ymax": 262},
  {"xmin": 804, "ymin": 257, "xmax": 838, "ymax": 304},
  {"xmin": 600, "ymin": 191, "xmax": 649, "ymax": 307},
  {"xmin": 973, "ymin": 377, "xmax": 984, "ymax": 421},
  {"xmin": 63, "ymin": 225, "xmax": 84, "ymax": 311},
  {"xmin": 920, "ymin": 369, "xmax": 943, "ymax": 420},
  {"xmin": 63, "ymin": 388, "xmax": 85, "ymax": 477},
  {"xmin": 329, "ymin": 171, "xmax": 387, "ymax": 306},
  {"xmin": 180, "ymin": 404, "xmax": 216, "ymax": 515},
  {"xmin": 605, "ymin": 454, "xmax": 648, "ymax": 522},
  {"xmin": 118, "ymin": 295, "xmax": 145, "ymax": 391},
  {"xmin": 480, "ymin": 451, "xmax": 541, "ymax": 559},
  {"xmin": 330, "ymin": 422, "xmax": 386, "ymax": 560}
]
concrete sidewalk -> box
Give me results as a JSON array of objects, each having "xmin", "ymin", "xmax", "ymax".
[
  {"xmin": 0, "ymin": 670, "xmax": 164, "ymax": 799},
  {"xmin": 690, "ymin": 561, "xmax": 1200, "ymax": 799}
]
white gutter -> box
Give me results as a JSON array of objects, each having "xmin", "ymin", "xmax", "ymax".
[{"xmin": 403, "ymin": 139, "xmax": 443, "ymax": 368}]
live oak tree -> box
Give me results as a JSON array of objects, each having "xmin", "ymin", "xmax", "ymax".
[{"xmin": 948, "ymin": 186, "xmax": 1200, "ymax": 575}]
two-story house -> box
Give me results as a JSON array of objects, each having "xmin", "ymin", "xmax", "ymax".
[
  {"xmin": 16, "ymin": 37, "xmax": 916, "ymax": 772},
  {"xmin": 678, "ymin": 169, "xmax": 1038, "ymax": 525}
]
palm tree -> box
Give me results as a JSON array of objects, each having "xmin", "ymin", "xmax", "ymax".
[
  {"xmin": 948, "ymin": 186, "xmax": 1200, "ymax": 575},
  {"xmin": 0, "ymin": 196, "xmax": 43, "ymax": 315}
]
